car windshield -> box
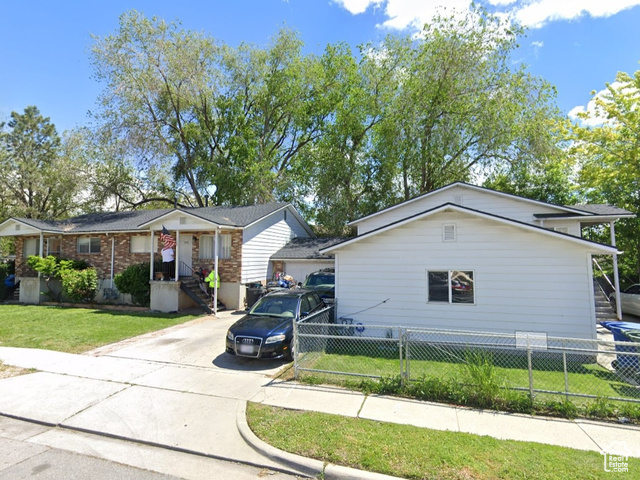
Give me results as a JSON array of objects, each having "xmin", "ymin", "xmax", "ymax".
[
  {"xmin": 249, "ymin": 296, "xmax": 298, "ymax": 318},
  {"xmin": 304, "ymin": 275, "xmax": 333, "ymax": 287}
]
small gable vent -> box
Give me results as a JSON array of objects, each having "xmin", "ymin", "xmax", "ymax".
[
  {"xmin": 453, "ymin": 195, "xmax": 463, "ymax": 205},
  {"xmin": 443, "ymin": 224, "xmax": 456, "ymax": 242},
  {"xmin": 15, "ymin": 224, "xmax": 20, "ymax": 231},
  {"xmin": 179, "ymin": 216, "xmax": 187, "ymax": 225}
]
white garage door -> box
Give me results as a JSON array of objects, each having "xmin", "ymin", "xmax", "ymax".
[{"xmin": 284, "ymin": 261, "xmax": 334, "ymax": 284}]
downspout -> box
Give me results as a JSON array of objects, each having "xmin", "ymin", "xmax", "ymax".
[
  {"xmin": 214, "ymin": 228, "xmax": 219, "ymax": 316},
  {"xmin": 611, "ymin": 221, "xmax": 622, "ymax": 320},
  {"xmin": 110, "ymin": 236, "xmax": 115, "ymax": 288},
  {"xmin": 150, "ymin": 230, "xmax": 155, "ymax": 281}
]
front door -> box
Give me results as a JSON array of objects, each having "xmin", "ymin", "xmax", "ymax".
[{"xmin": 178, "ymin": 235, "xmax": 193, "ymax": 277}]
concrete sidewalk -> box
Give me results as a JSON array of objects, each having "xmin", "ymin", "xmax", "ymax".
[{"xmin": 1, "ymin": 312, "xmax": 640, "ymax": 479}]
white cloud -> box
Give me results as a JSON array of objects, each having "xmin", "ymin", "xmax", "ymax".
[
  {"xmin": 333, "ymin": 0, "xmax": 640, "ymax": 30},
  {"xmin": 531, "ymin": 40, "xmax": 543, "ymax": 48},
  {"xmin": 513, "ymin": 0, "xmax": 640, "ymax": 28},
  {"xmin": 334, "ymin": 0, "xmax": 471, "ymax": 30},
  {"xmin": 334, "ymin": 0, "xmax": 384, "ymax": 15},
  {"xmin": 569, "ymin": 81, "xmax": 640, "ymax": 127}
]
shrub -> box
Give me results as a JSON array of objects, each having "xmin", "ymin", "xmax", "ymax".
[
  {"xmin": 114, "ymin": 263, "xmax": 151, "ymax": 306},
  {"xmin": 27, "ymin": 256, "xmax": 90, "ymax": 301},
  {"xmin": 60, "ymin": 267, "xmax": 98, "ymax": 303}
]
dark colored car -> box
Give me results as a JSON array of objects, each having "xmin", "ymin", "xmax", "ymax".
[
  {"xmin": 302, "ymin": 268, "xmax": 335, "ymax": 300},
  {"xmin": 226, "ymin": 289, "xmax": 324, "ymax": 360}
]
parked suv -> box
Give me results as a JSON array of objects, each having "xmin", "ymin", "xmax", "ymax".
[{"xmin": 302, "ymin": 268, "xmax": 335, "ymax": 300}]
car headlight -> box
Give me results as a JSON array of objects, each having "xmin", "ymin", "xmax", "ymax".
[
  {"xmin": 227, "ymin": 331, "xmax": 234, "ymax": 341},
  {"xmin": 265, "ymin": 334, "xmax": 286, "ymax": 344}
]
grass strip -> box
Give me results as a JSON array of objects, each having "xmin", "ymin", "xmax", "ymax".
[
  {"xmin": 0, "ymin": 305, "xmax": 201, "ymax": 353},
  {"xmin": 247, "ymin": 402, "xmax": 637, "ymax": 480}
]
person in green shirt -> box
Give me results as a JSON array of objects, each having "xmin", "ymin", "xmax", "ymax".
[{"xmin": 205, "ymin": 268, "xmax": 220, "ymax": 306}]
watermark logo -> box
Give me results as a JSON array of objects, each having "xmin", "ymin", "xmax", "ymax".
[{"xmin": 602, "ymin": 441, "xmax": 631, "ymax": 473}]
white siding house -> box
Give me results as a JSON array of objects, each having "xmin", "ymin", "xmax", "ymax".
[
  {"xmin": 323, "ymin": 184, "xmax": 633, "ymax": 340},
  {"xmin": 242, "ymin": 207, "xmax": 312, "ymax": 283}
]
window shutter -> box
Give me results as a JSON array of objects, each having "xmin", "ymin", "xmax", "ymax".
[{"xmin": 443, "ymin": 224, "xmax": 456, "ymax": 242}]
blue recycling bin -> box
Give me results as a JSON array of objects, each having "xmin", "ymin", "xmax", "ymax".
[{"xmin": 601, "ymin": 321, "xmax": 640, "ymax": 371}]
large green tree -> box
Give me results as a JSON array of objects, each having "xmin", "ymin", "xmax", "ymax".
[
  {"xmin": 571, "ymin": 70, "xmax": 640, "ymax": 282},
  {"xmin": 374, "ymin": 9, "xmax": 564, "ymax": 200},
  {"xmin": 90, "ymin": 11, "xmax": 338, "ymax": 207},
  {"xmin": 0, "ymin": 106, "xmax": 83, "ymax": 219}
]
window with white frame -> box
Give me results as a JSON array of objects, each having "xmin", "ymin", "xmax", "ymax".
[
  {"xmin": 23, "ymin": 238, "xmax": 40, "ymax": 258},
  {"xmin": 199, "ymin": 234, "xmax": 232, "ymax": 260},
  {"xmin": 427, "ymin": 270, "xmax": 474, "ymax": 304},
  {"xmin": 77, "ymin": 237, "xmax": 101, "ymax": 254},
  {"xmin": 46, "ymin": 238, "xmax": 61, "ymax": 257},
  {"xmin": 130, "ymin": 235, "xmax": 157, "ymax": 253}
]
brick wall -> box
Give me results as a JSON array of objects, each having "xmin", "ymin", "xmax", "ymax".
[
  {"xmin": 15, "ymin": 230, "xmax": 245, "ymax": 283},
  {"xmin": 192, "ymin": 230, "xmax": 243, "ymax": 283}
]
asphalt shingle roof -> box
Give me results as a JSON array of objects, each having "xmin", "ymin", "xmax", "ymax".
[
  {"xmin": 271, "ymin": 237, "xmax": 348, "ymax": 260},
  {"xmin": 9, "ymin": 203, "xmax": 290, "ymax": 233},
  {"xmin": 566, "ymin": 204, "xmax": 635, "ymax": 216}
]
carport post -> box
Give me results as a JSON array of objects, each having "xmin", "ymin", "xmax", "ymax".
[{"xmin": 611, "ymin": 221, "xmax": 622, "ymax": 320}]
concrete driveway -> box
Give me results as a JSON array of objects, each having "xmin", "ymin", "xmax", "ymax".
[
  {"xmin": 88, "ymin": 309, "xmax": 290, "ymax": 375},
  {"xmin": 0, "ymin": 310, "xmax": 306, "ymax": 479}
]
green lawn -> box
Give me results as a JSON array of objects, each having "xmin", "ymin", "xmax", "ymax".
[
  {"xmin": 247, "ymin": 403, "xmax": 637, "ymax": 480},
  {"xmin": 300, "ymin": 346, "xmax": 640, "ymax": 403},
  {"xmin": 0, "ymin": 305, "xmax": 202, "ymax": 353}
]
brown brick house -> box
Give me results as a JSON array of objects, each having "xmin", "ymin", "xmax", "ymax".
[{"xmin": 0, "ymin": 203, "xmax": 314, "ymax": 311}]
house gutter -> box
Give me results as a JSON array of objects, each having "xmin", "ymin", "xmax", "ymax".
[{"xmin": 110, "ymin": 235, "xmax": 115, "ymax": 288}]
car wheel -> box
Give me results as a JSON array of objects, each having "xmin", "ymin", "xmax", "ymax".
[{"xmin": 285, "ymin": 340, "xmax": 295, "ymax": 362}]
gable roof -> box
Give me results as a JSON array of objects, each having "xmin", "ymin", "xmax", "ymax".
[
  {"xmin": 323, "ymin": 203, "xmax": 619, "ymax": 255},
  {"xmin": 0, "ymin": 202, "xmax": 309, "ymax": 235},
  {"xmin": 348, "ymin": 182, "xmax": 634, "ymax": 226},
  {"xmin": 270, "ymin": 237, "xmax": 348, "ymax": 260}
]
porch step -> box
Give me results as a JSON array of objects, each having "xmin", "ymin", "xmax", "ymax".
[
  {"xmin": 179, "ymin": 276, "xmax": 226, "ymax": 314},
  {"xmin": 593, "ymin": 279, "xmax": 618, "ymax": 323}
]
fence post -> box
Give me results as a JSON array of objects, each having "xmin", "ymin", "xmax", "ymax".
[
  {"xmin": 527, "ymin": 337, "xmax": 534, "ymax": 402},
  {"xmin": 404, "ymin": 328, "xmax": 411, "ymax": 382},
  {"xmin": 399, "ymin": 327, "xmax": 404, "ymax": 383},
  {"xmin": 293, "ymin": 315, "xmax": 299, "ymax": 380},
  {"xmin": 563, "ymin": 351, "xmax": 569, "ymax": 401}
]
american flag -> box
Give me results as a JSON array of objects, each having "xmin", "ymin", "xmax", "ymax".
[{"xmin": 161, "ymin": 226, "xmax": 176, "ymax": 249}]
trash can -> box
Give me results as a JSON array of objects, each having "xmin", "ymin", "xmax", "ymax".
[
  {"xmin": 601, "ymin": 321, "xmax": 640, "ymax": 371},
  {"xmin": 245, "ymin": 284, "xmax": 266, "ymax": 309}
]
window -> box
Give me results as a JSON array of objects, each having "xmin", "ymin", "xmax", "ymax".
[
  {"xmin": 46, "ymin": 238, "xmax": 61, "ymax": 257},
  {"xmin": 130, "ymin": 235, "xmax": 156, "ymax": 253},
  {"xmin": 427, "ymin": 270, "xmax": 474, "ymax": 304},
  {"xmin": 23, "ymin": 238, "xmax": 40, "ymax": 258},
  {"xmin": 77, "ymin": 237, "xmax": 101, "ymax": 254},
  {"xmin": 199, "ymin": 234, "xmax": 232, "ymax": 260}
]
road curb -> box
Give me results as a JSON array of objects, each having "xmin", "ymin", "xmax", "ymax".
[{"xmin": 236, "ymin": 401, "xmax": 405, "ymax": 480}]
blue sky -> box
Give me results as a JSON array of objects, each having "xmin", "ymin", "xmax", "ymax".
[{"xmin": 1, "ymin": 0, "xmax": 640, "ymax": 133}]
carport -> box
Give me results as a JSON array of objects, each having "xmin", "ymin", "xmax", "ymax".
[{"xmin": 269, "ymin": 237, "xmax": 345, "ymax": 284}]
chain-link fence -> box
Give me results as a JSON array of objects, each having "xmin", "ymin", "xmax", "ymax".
[{"xmin": 293, "ymin": 317, "xmax": 640, "ymax": 405}]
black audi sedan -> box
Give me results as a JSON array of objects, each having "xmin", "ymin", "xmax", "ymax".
[{"xmin": 226, "ymin": 289, "xmax": 324, "ymax": 360}]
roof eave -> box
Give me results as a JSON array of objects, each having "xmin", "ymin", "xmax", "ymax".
[{"xmin": 324, "ymin": 203, "xmax": 619, "ymax": 255}]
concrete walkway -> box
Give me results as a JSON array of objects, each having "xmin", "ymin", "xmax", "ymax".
[{"xmin": 1, "ymin": 311, "xmax": 639, "ymax": 479}]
